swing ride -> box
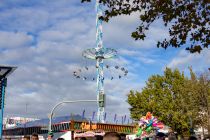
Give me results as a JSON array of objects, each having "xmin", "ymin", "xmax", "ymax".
[
  {"xmin": 72, "ymin": 0, "xmax": 128, "ymax": 123},
  {"xmin": 72, "ymin": 64, "xmax": 128, "ymax": 81}
]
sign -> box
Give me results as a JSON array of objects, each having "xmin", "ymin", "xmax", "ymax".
[
  {"xmin": 74, "ymin": 130, "xmax": 105, "ymax": 138},
  {"xmin": 41, "ymin": 127, "xmax": 48, "ymax": 131}
]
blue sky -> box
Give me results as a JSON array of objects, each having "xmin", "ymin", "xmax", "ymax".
[{"xmin": 0, "ymin": 0, "xmax": 209, "ymax": 123}]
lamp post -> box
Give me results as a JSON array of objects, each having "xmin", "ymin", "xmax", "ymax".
[
  {"xmin": 24, "ymin": 103, "xmax": 28, "ymax": 135},
  {"xmin": 0, "ymin": 65, "xmax": 16, "ymax": 139},
  {"xmin": 48, "ymin": 100, "xmax": 100, "ymax": 137}
]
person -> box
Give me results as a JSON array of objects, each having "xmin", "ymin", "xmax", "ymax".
[
  {"xmin": 95, "ymin": 135, "xmax": 103, "ymax": 140},
  {"xmin": 23, "ymin": 135, "xmax": 30, "ymax": 140},
  {"xmin": 188, "ymin": 136, "xmax": 197, "ymax": 140},
  {"xmin": 156, "ymin": 132, "xmax": 166, "ymax": 140},
  {"xmin": 57, "ymin": 138, "xmax": 65, "ymax": 140},
  {"xmin": 48, "ymin": 132, "xmax": 54, "ymax": 140},
  {"xmin": 75, "ymin": 137, "xmax": 87, "ymax": 140},
  {"xmin": 120, "ymin": 133, "xmax": 126, "ymax": 140},
  {"xmin": 31, "ymin": 133, "xmax": 39, "ymax": 140},
  {"xmin": 168, "ymin": 132, "xmax": 177, "ymax": 140},
  {"xmin": 168, "ymin": 134, "xmax": 177, "ymax": 140},
  {"xmin": 103, "ymin": 132, "xmax": 121, "ymax": 140}
]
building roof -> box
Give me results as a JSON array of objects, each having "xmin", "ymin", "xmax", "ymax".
[{"xmin": 14, "ymin": 115, "xmax": 84, "ymax": 128}]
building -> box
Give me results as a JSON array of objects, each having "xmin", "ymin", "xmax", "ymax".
[
  {"xmin": 3, "ymin": 117, "xmax": 39, "ymax": 129},
  {"xmin": 3, "ymin": 115, "xmax": 135, "ymax": 140}
]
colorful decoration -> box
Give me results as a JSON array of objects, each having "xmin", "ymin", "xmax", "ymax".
[{"xmin": 136, "ymin": 112, "xmax": 165, "ymax": 138}]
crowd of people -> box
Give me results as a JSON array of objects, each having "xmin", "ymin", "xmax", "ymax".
[
  {"xmin": 22, "ymin": 133, "xmax": 66, "ymax": 140},
  {"xmin": 21, "ymin": 132, "xmax": 125, "ymax": 140},
  {"xmin": 20, "ymin": 131, "xmax": 200, "ymax": 140}
]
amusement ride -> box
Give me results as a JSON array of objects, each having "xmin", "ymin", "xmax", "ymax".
[
  {"xmin": 73, "ymin": 0, "xmax": 128, "ymax": 123},
  {"xmin": 1, "ymin": 1, "xmax": 172, "ymax": 139}
]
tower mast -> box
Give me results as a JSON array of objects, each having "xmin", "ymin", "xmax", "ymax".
[
  {"xmin": 95, "ymin": 0, "xmax": 105, "ymax": 123},
  {"xmin": 82, "ymin": 0, "xmax": 117, "ymax": 123}
]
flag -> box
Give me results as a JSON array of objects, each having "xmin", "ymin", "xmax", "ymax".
[
  {"xmin": 127, "ymin": 119, "xmax": 130, "ymax": 124},
  {"xmin": 104, "ymin": 112, "xmax": 107, "ymax": 121},
  {"xmin": 82, "ymin": 109, "xmax": 85, "ymax": 120},
  {"xmin": 70, "ymin": 113, "xmax": 74, "ymax": 120},
  {"xmin": 121, "ymin": 116, "xmax": 124, "ymax": 124},
  {"xmin": 92, "ymin": 111, "xmax": 95, "ymax": 121},
  {"xmin": 114, "ymin": 114, "xmax": 117, "ymax": 122},
  {"xmin": 124, "ymin": 115, "xmax": 126, "ymax": 123}
]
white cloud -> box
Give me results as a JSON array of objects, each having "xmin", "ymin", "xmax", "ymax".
[
  {"xmin": 138, "ymin": 56, "xmax": 156, "ymax": 64},
  {"xmin": 119, "ymin": 49, "xmax": 159, "ymax": 64},
  {"xmin": 39, "ymin": 30, "xmax": 73, "ymax": 42},
  {"xmin": 0, "ymin": 8, "xmax": 50, "ymax": 32},
  {"xmin": 0, "ymin": 31, "xmax": 33, "ymax": 48},
  {"xmin": 103, "ymin": 13, "xmax": 169, "ymax": 50},
  {"xmin": 146, "ymin": 25, "xmax": 169, "ymax": 41},
  {"xmin": 167, "ymin": 48, "xmax": 210, "ymax": 71},
  {"xmin": 0, "ymin": 0, "xmax": 193, "ymax": 123}
]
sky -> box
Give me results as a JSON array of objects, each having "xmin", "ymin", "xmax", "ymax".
[{"xmin": 0, "ymin": 0, "xmax": 209, "ymax": 123}]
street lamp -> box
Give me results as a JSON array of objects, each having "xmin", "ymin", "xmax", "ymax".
[
  {"xmin": 0, "ymin": 65, "xmax": 16, "ymax": 139},
  {"xmin": 48, "ymin": 100, "xmax": 101, "ymax": 137}
]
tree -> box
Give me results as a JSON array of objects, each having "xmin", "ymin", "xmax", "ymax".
[
  {"xmin": 194, "ymin": 72, "xmax": 210, "ymax": 136},
  {"xmin": 82, "ymin": 0, "xmax": 209, "ymax": 53},
  {"xmin": 127, "ymin": 68, "xmax": 200, "ymax": 135}
]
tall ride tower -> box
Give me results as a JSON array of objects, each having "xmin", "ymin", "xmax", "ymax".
[{"xmin": 82, "ymin": 0, "xmax": 117, "ymax": 123}]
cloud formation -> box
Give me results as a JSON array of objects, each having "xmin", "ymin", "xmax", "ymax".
[
  {"xmin": 167, "ymin": 49, "xmax": 210, "ymax": 72},
  {"xmin": 0, "ymin": 31, "xmax": 33, "ymax": 49},
  {"xmin": 0, "ymin": 0, "xmax": 208, "ymax": 123}
]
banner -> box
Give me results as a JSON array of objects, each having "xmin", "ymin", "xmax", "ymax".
[
  {"xmin": 92, "ymin": 111, "xmax": 95, "ymax": 121},
  {"xmin": 82, "ymin": 109, "xmax": 85, "ymax": 120},
  {"xmin": 104, "ymin": 112, "xmax": 107, "ymax": 121},
  {"xmin": 114, "ymin": 114, "xmax": 117, "ymax": 122},
  {"xmin": 123, "ymin": 115, "xmax": 126, "ymax": 123}
]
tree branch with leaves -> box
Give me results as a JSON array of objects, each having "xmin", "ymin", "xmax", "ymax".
[{"xmin": 82, "ymin": 0, "xmax": 209, "ymax": 53}]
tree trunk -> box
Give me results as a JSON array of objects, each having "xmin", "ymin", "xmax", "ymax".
[
  {"xmin": 208, "ymin": 119, "xmax": 210, "ymax": 137},
  {"xmin": 208, "ymin": 107, "xmax": 210, "ymax": 137}
]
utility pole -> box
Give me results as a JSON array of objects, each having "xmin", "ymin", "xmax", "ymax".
[{"xmin": 24, "ymin": 103, "xmax": 28, "ymax": 135}]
